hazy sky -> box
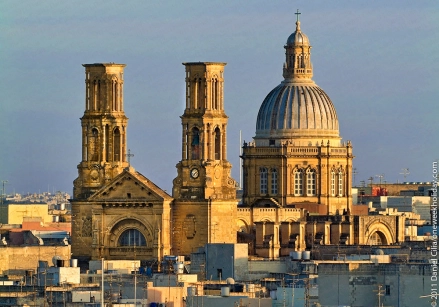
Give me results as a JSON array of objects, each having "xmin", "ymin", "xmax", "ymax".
[{"xmin": 0, "ymin": 1, "xmax": 438, "ymax": 196}]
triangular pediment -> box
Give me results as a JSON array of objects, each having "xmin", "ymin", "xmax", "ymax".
[{"xmin": 89, "ymin": 168, "xmax": 172, "ymax": 202}]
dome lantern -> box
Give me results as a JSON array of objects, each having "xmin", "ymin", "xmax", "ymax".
[{"xmin": 283, "ymin": 10, "xmax": 313, "ymax": 81}]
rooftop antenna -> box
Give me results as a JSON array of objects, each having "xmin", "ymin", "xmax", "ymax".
[
  {"xmin": 126, "ymin": 149, "xmax": 134, "ymax": 167},
  {"xmin": 353, "ymin": 168, "xmax": 358, "ymax": 186},
  {"xmin": 375, "ymin": 174, "xmax": 384, "ymax": 188},
  {"xmin": 1, "ymin": 180, "xmax": 8, "ymax": 210},
  {"xmin": 239, "ymin": 130, "xmax": 242, "ymax": 189},
  {"xmin": 400, "ymin": 168, "xmax": 409, "ymax": 181}
]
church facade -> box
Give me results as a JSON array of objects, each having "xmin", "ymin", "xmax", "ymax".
[{"xmin": 71, "ymin": 18, "xmax": 405, "ymax": 264}]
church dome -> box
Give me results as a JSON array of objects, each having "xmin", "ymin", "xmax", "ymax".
[
  {"xmin": 256, "ymin": 82, "xmax": 339, "ymax": 139},
  {"xmin": 254, "ymin": 16, "xmax": 340, "ymax": 143}
]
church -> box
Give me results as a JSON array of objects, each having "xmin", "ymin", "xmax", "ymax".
[{"xmin": 70, "ymin": 17, "xmax": 405, "ymax": 264}]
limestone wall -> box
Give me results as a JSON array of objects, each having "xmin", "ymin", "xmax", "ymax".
[{"xmin": 0, "ymin": 245, "xmax": 71, "ymax": 274}]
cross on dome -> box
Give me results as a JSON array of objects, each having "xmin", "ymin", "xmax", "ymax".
[{"xmin": 295, "ymin": 9, "xmax": 301, "ymax": 22}]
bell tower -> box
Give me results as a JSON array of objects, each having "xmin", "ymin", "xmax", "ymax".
[
  {"xmin": 73, "ymin": 63, "xmax": 129, "ymax": 199},
  {"xmin": 173, "ymin": 62, "xmax": 236, "ymax": 200},
  {"xmin": 172, "ymin": 62, "xmax": 238, "ymax": 255}
]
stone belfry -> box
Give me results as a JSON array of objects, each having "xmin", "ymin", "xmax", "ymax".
[
  {"xmin": 172, "ymin": 62, "xmax": 238, "ymax": 255},
  {"xmin": 173, "ymin": 62, "xmax": 236, "ymax": 200},
  {"xmin": 73, "ymin": 63, "xmax": 129, "ymax": 199}
]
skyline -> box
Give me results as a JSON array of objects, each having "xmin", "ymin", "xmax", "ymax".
[{"xmin": 0, "ymin": 1, "xmax": 438, "ymax": 195}]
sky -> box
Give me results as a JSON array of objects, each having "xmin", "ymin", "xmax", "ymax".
[{"xmin": 0, "ymin": 1, "xmax": 438, "ymax": 196}]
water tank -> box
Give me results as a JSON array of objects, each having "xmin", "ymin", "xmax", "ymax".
[
  {"xmin": 374, "ymin": 249, "xmax": 384, "ymax": 255},
  {"xmin": 150, "ymin": 303, "xmax": 158, "ymax": 307},
  {"xmin": 164, "ymin": 255, "xmax": 178, "ymax": 261},
  {"xmin": 187, "ymin": 286, "xmax": 197, "ymax": 297},
  {"xmin": 292, "ymin": 251, "xmax": 302, "ymax": 260},
  {"xmin": 270, "ymin": 290, "xmax": 277, "ymax": 300},
  {"xmin": 302, "ymin": 251, "xmax": 311, "ymax": 260},
  {"xmin": 70, "ymin": 259, "xmax": 78, "ymax": 267},
  {"xmin": 59, "ymin": 203, "xmax": 66, "ymax": 211},
  {"xmin": 173, "ymin": 262, "xmax": 184, "ymax": 274},
  {"xmin": 226, "ymin": 277, "xmax": 235, "ymax": 285},
  {"xmin": 221, "ymin": 286, "xmax": 230, "ymax": 297},
  {"xmin": 53, "ymin": 216, "xmax": 60, "ymax": 223}
]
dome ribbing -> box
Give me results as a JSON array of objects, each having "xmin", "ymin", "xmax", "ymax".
[{"xmin": 255, "ymin": 16, "xmax": 340, "ymax": 143}]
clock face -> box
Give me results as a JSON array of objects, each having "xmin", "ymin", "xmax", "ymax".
[{"xmin": 190, "ymin": 168, "xmax": 199, "ymax": 179}]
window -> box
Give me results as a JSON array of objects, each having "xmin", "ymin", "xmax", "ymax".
[
  {"xmin": 294, "ymin": 170, "xmax": 303, "ymax": 196},
  {"xmin": 306, "ymin": 169, "xmax": 316, "ymax": 196},
  {"xmin": 260, "ymin": 167, "xmax": 268, "ymax": 194},
  {"xmin": 369, "ymin": 232, "xmax": 383, "ymax": 245},
  {"xmin": 338, "ymin": 171, "xmax": 344, "ymax": 196},
  {"xmin": 114, "ymin": 127, "xmax": 121, "ymax": 161},
  {"xmin": 191, "ymin": 128, "xmax": 200, "ymax": 160},
  {"xmin": 271, "ymin": 169, "xmax": 278, "ymax": 194},
  {"xmin": 118, "ymin": 229, "xmax": 146, "ymax": 247},
  {"xmin": 385, "ymin": 285, "xmax": 390, "ymax": 296},
  {"xmin": 105, "ymin": 125, "xmax": 110, "ymax": 161},
  {"xmin": 331, "ymin": 171, "xmax": 336, "ymax": 196},
  {"xmin": 214, "ymin": 127, "xmax": 221, "ymax": 160},
  {"xmin": 269, "ymin": 139, "xmax": 275, "ymax": 146},
  {"xmin": 90, "ymin": 128, "xmax": 99, "ymax": 161}
]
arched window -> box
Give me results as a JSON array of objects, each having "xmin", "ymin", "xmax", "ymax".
[
  {"xmin": 214, "ymin": 127, "xmax": 220, "ymax": 160},
  {"xmin": 369, "ymin": 231, "xmax": 387, "ymax": 245},
  {"xmin": 191, "ymin": 127, "xmax": 200, "ymax": 160},
  {"xmin": 89, "ymin": 128, "xmax": 99, "ymax": 161},
  {"xmin": 105, "ymin": 125, "xmax": 110, "ymax": 162},
  {"xmin": 306, "ymin": 169, "xmax": 316, "ymax": 196},
  {"xmin": 212, "ymin": 78, "xmax": 218, "ymax": 109},
  {"xmin": 294, "ymin": 170, "xmax": 303, "ymax": 196},
  {"xmin": 331, "ymin": 171, "xmax": 336, "ymax": 196},
  {"xmin": 271, "ymin": 169, "xmax": 278, "ymax": 195},
  {"xmin": 338, "ymin": 171, "xmax": 344, "ymax": 196},
  {"xmin": 96, "ymin": 80, "xmax": 101, "ymax": 110},
  {"xmin": 118, "ymin": 229, "xmax": 146, "ymax": 247},
  {"xmin": 260, "ymin": 167, "xmax": 268, "ymax": 194},
  {"xmin": 114, "ymin": 127, "xmax": 121, "ymax": 161}
]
